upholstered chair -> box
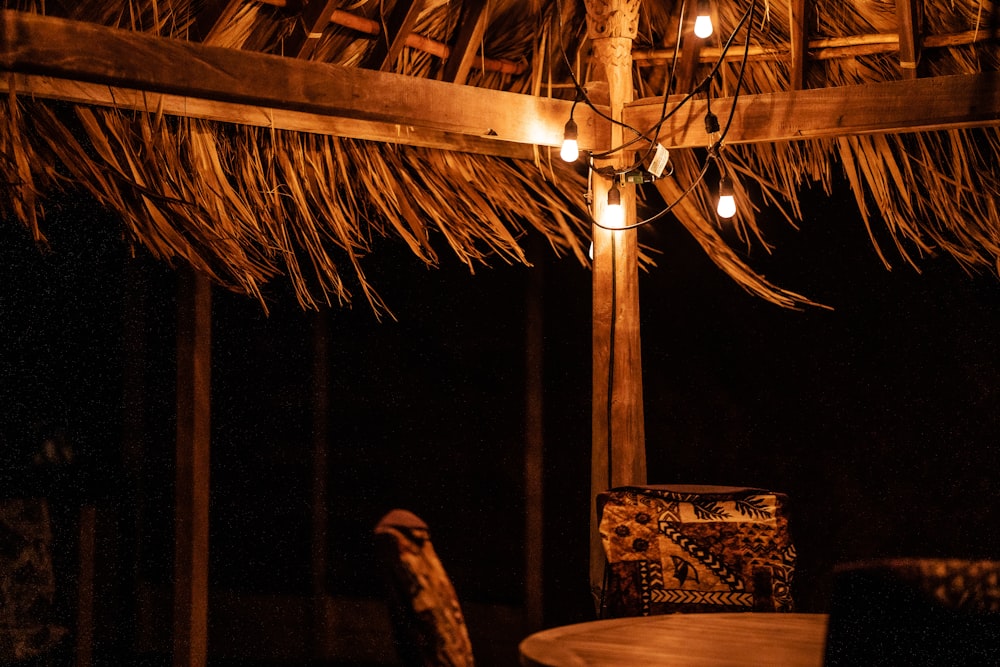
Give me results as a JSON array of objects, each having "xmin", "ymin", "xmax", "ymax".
[
  {"xmin": 374, "ymin": 509, "xmax": 475, "ymax": 667},
  {"xmin": 597, "ymin": 485, "xmax": 797, "ymax": 617}
]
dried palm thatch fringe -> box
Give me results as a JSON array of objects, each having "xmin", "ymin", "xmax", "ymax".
[
  {"xmin": 0, "ymin": 96, "xmax": 591, "ymax": 315},
  {"xmin": 4, "ymin": 0, "xmax": 1000, "ymax": 313}
]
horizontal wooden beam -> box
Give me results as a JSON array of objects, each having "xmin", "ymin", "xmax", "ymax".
[
  {"xmin": 0, "ymin": 74, "xmax": 543, "ymax": 159},
  {"xmin": 5, "ymin": 11, "xmax": 1000, "ymax": 159},
  {"xmin": 624, "ymin": 71, "xmax": 1000, "ymax": 149},
  {"xmin": 0, "ymin": 10, "xmax": 606, "ymax": 156}
]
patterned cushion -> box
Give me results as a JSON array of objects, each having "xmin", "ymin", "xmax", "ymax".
[
  {"xmin": 597, "ymin": 485, "xmax": 796, "ymax": 617},
  {"xmin": 374, "ymin": 510, "xmax": 474, "ymax": 667}
]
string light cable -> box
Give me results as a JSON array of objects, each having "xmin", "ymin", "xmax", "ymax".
[
  {"xmin": 589, "ymin": 0, "xmax": 758, "ymax": 180},
  {"xmin": 590, "ymin": 0, "xmax": 758, "ymax": 231}
]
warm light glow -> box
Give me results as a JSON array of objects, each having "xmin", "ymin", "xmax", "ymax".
[
  {"xmin": 717, "ymin": 176, "xmax": 736, "ymax": 218},
  {"xmin": 602, "ymin": 185, "xmax": 625, "ymax": 228},
  {"xmin": 560, "ymin": 118, "xmax": 579, "ymax": 162},
  {"xmin": 694, "ymin": 14, "xmax": 713, "ymax": 38}
]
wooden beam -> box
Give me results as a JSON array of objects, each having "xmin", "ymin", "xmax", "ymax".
[
  {"xmin": 441, "ymin": 0, "xmax": 489, "ymax": 85},
  {"xmin": 0, "ymin": 74, "xmax": 548, "ymax": 159},
  {"xmin": 361, "ymin": 0, "xmax": 426, "ymax": 71},
  {"xmin": 6, "ymin": 10, "xmax": 1000, "ymax": 158},
  {"xmin": 624, "ymin": 71, "xmax": 1000, "ymax": 149},
  {"xmin": 174, "ymin": 268, "xmax": 212, "ymax": 667},
  {"xmin": 788, "ymin": 0, "xmax": 806, "ymax": 90},
  {"xmin": 284, "ymin": 0, "xmax": 339, "ymax": 59},
  {"xmin": 897, "ymin": 0, "xmax": 921, "ymax": 79},
  {"xmin": 0, "ymin": 11, "xmax": 606, "ymax": 154}
]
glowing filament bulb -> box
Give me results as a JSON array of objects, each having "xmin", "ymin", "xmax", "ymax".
[
  {"xmin": 602, "ymin": 184, "xmax": 625, "ymax": 228},
  {"xmin": 560, "ymin": 118, "xmax": 579, "ymax": 162},
  {"xmin": 694, "ymin": 0, "xmax": 713, "ymax": 38},
  {"xmin": 717, "ymin": 176, "xmax": 736, "ymax": 219}
]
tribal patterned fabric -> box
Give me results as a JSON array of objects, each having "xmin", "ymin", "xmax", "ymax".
[{"xmin": 598, "ymin": 485, "xmax": 797, "ymax": 617}]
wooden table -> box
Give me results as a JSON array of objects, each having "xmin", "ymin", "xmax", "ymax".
[{"xmin": 519, "ymin": 613, "xmax": 828, "ymax": 667}]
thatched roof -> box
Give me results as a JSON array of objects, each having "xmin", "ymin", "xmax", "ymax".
[{"xmin": 2, "ymin": 0, "xmax": 1000, "ymax": 313}]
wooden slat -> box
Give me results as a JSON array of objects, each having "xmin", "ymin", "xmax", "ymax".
[
  {"xmin": 624, "ymin": 71, "xmax": 1000, "ymax": 148},
  {"xmin": 0, "ymin": 11, "xmax": 605, "ymax": 153},
  {"xmin": 361, "ymin": 0, "xmax": 426, "ymax": 71},
  {"xmin": 174, "ymin": 269, "xmax": 212, "ymax": 667},
  {"xmin": 0, "ymin": 74, "xmax": 549, "ymax": 159},
  {"xmin": 284, "ymin": 0, "xmax": 340, "ymax": 59},
  {"xmin": 897, "ymin": 0, "xmax": 921, "ymax": 79},
  {"xmin": 441, "ymin": 0, "xmax": 489, "ymax": 84},
  {"xmin": 788, "ymin": 0, "xmax": 806, "ymax": 89}
]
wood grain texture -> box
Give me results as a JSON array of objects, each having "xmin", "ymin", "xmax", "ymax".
[
  {"xmin": 0, "ymin": 10, "xmax": 607, "ymax": 152},
  {"xmin": 519, "ymin": 613, "xmax": 828, "ymax": 667},
  {"xmin": 625, "ymin": 72, "xmax": 1000, "ymax": 148},
  {"xmin": 174, "ymin": 269, "xmax": 212, "ymax": 667}
]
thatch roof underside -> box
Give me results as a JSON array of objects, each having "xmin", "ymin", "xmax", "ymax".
[{"xmin": 3, "ymin": 0, "xmax": 1000, "ymax": 313}]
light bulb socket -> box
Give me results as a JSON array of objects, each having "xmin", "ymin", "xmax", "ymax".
[
  {"xmin": 607, "ymin": 184, "xmax": 622, "ymax": 207},
  {"xmin": 697, "ymin": 0, "xmax": 710, "ymax": 13},
  {"xmin": 718, "ymin": 176, "xmax": 734, "ymax": 197},
  {"xmin": 563, "ymin": 118, "xmax": 578, "ymax": 142},
  {"xmin": 704, "ymin": 111, "xmax": 720, "ymax": 135}
]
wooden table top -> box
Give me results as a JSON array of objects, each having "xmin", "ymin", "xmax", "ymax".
[{"xmin": 519, "ymin": 613, "xmax": 828, "ymax": 667}]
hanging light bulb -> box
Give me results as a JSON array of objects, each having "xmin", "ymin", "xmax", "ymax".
[
  {"xmin": 694, "ymin": 0, "xmax": 714, "ymax": 39},
  {"xmin": 717, "ymin": 176, "xmax": 736, "ymax": 219},
  {"xmin": 560, "ymin": 118, "xmax": 579, "ymax": 162},
  {"xmin": 602, "ymin": 184, "xmax": 625, "ymax": 228}
]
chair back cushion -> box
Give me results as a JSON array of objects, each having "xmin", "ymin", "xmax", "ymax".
[
  {"xmin": 374, "ymin": 509, "xmax": 474, "ymax": 667},
  {"xmin": 597, "ymin": 485, "xmax": 796, "ymax": 617}
]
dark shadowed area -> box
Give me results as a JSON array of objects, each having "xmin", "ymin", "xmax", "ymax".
[{"xmin": 3, "ymin": 176, "xmax": 1000, "ymax": 663}]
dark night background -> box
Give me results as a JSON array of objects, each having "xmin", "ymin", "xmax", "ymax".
[{"xmin": 2, "ymin": 174, "xmax": 1000, "ymax": 661}]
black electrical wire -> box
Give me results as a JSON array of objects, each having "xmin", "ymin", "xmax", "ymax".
[{"xmin": 592, "ymin": 0, "xmax": 759, "ymax": 232}]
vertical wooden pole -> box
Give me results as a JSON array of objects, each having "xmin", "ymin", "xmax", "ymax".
[
  {"xmin": 586, "ymin": 0, "xmax": 647, "ymax": 609},
  {"xmin": 122, "ymin": 255, "xmax": 148, "ymax": 660},
  {"xmin": 174, "ymin": 268, "xmax": 211, "ymax": 667},
  {"xmin": 524, "ymin": 251, "xmax": 545, "ymax": 630},
  {"xmin": 309, "ymin": 309, "xmax": 331, "ymax": 657},
  {"xmin": 76, "ymin": 505, "xmax": 96, "ymax": 667}
]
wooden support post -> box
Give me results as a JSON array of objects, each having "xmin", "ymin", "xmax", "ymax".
[
  {"xmin": 309, "ymin": 309, "xmax": 331, "ymax": 657},
  {"xmin": 524, "ymin": 242, "xmax": 545, "ymax": 631},
  {"xmin": 174, "ymin": 268, "xmax": 212, "ymax": 667},
  {"xmin": 585, "ymin": 0, "xmax": 646, "ymax": 610},
  {"xmin": 76, "ymin": 505, "xmax": 96, "ymax": 667}
]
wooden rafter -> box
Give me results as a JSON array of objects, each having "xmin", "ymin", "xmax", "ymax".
[
  {"xmin": 624, "ymin": 72, "xmax": 1000, "ymax": 148},
  {"xmin": 284, "ymin": 0, "xmax": 340, "ymax": 59},
  {"xmin": 788, "ymin": 0, "xmax": 806, "ymax": 90},
  {"xmin": 0, "ymin": 11, "xmax": 602, "ymax": 156},
  {"xmin": 361, "ymin": 0, "xmax": 426, "ymax": 71},
  {"xmin": 634, "ymin": 27, "xmax": 1000, "ymax": 65},
  {"xmin": 441, "ymin": 0, "xmax": 489, "ymax": 85},
  {"xmin": 675, "ymin": 0, "xmax": 706, "ymax": 95},
  {"xmin": 897, "ymin": 0, "xmax": 921, "ymax": 79},
  {"xmin": 5, "ymin": 11, "xmax": 1000, "ymax": 158}
]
